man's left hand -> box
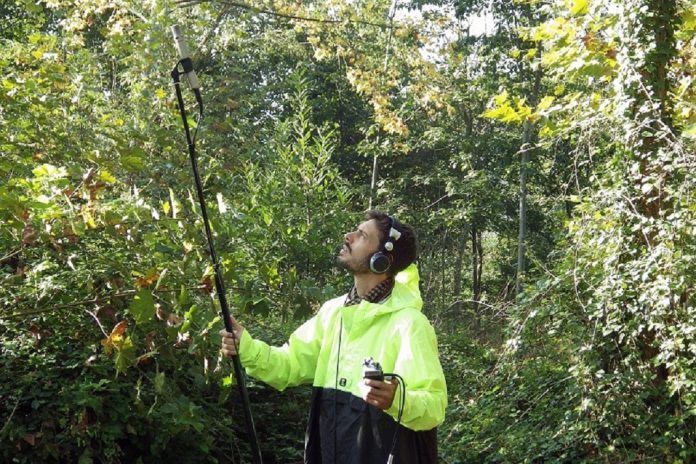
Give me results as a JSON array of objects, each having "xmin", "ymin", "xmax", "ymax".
[{"xmin": 362, "ymin": 378, "xmax": 397, "ymax": 410}]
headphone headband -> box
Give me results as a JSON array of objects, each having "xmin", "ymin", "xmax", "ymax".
[
  {"xmin": 383, "ymin": 216, "xmax": 401, "ymax": 251},
  {"xmin": 369, "ymin": 215, "xmax": 401, "ymax": 274}
]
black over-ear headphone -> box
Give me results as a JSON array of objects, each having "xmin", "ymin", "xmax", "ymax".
[{"xmin": 369, "ymin": 216, "xmax": 402, "ymax": 274}]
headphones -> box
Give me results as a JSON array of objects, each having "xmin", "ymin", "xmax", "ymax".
[{"xmin": 369, "ymin": 216, "xmax": 402, "ymax": 274}]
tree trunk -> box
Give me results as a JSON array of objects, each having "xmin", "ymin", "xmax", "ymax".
[
  {"xmin": 368, "ymin": 150, "xmax": 379, "ymax": 210},
  {"xmin": 367, "ymin": 0, "xmax": 398, "ymax": 211},
  {"xmin": 475, "ymin": 227, "xmax": 483, "ymax": 304},
  {"xmin": 440, "ymin": 228, "xmax": 448, "ymax": 311},
  {"xmin": 471, "ymin": 223, "xmax": 482, "ymax": 331},
  {"xmin": 515, "ymin": 60, "xmax": 542, "ymax": 297},
  {"xmin": 515, "ymin": 127, "xmax": 529, "ymax": 297},
  {"xmin": 452, "ymin": 225, "xmax": 467, "ymax": 315}
]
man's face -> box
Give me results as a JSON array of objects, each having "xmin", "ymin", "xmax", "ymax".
[{"xmin": 337, "ymin": 219, "xmax": 382, "ymax": 274}]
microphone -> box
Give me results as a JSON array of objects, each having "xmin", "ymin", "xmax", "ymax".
[{"xmin": 171, "ymin": 24, "xmax": 201, "ymax": 91}]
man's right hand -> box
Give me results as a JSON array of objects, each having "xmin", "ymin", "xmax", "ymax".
[{"xmin": 219, "ymin": 317, "xmax": 245, "ymax": 358}]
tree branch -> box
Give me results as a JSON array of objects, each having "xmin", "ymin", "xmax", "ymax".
[
  {"xmin": 2, "ymin": 285, "xmax": 213, "ymax": 320},
  {"xmin": 175, "ymin": 0, "xmax": 404, "ymax": 30}
]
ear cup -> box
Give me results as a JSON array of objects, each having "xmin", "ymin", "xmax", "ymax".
[{"xmin": 369, "ymin": 252, "xmax": 391, "ymax": 274}]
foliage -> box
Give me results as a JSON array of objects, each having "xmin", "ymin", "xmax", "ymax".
[
  {"xmin": 452, "ymin": 0, "xmax": 696, "ymax": 461},
  {"xmin": 1, "ymin": 0, "xmax": 694, "ymax": 462},
  {"xmin": 1, "ymin": 1, "xmax": 351, "ymax": 461}
]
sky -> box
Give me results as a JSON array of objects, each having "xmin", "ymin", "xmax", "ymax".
[{"xmin": 395, "ymin": 5, "xmax": 496, "ymax": 63}]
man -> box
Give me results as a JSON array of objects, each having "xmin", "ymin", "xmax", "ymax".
[{"xmin": 220, "ymin": 211, "xmax": 447, "ymax": 463}]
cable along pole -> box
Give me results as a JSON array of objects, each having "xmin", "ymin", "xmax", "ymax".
[{"xmin": 170, "ymin": 25, "xmax": 263, "ymax": 464}]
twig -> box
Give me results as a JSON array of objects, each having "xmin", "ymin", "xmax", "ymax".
[
  {"xmin": 124, "ymin": 5, "xmax": 149, "ymax": 23},
  {"xmin": 84, "ymin": 308, "xmax": 109, "ymax": 338},
  {"xmin": 0, "ymin": 397, "xmax": 20, "ymax": 436},
  {"xmin": 443, "ymin": 299, "xmax": 500, "ymax": 312},
  {"xmin": 425, "ymin": 193, "xmax": 451, "ymax": 209},
  {"xmin": 0, "ymin": 248, "xmax": 21, "ymax": 264},
  {"xmin": 619, "ymin": 191, "xmax": 654, "ymax": 251},
  {"xmin": 514, "ymin": 142, "xmax": 537, "ymax": 157}
]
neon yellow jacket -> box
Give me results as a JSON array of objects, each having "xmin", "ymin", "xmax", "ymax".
[{"xmin": 238, "ymin": 264, "xmax": 447, "ymax": 432}]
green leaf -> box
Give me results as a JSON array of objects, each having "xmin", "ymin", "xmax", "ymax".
[
  {"xmin": 114, "ymin": 336, "xmax": 136, "ymax": 374},
  {"xmin": 262, "ymin": 210, "xmax": 272, "ymax": 226},
  {"xmin": 154, "ymin": 371, "xmax": 165, "ymax": 394},
  {"xmin": 177, "ymin": 285, "xmax": 190, "ymax": 310},
  {"xmin": 121, "ymin": 155, "xmax": 145, "ymax": 172},
  {"xmin": 32, "ymin": 164, "xmax": 66, "ymax": 179},
  {"xmin": 154, "ymin": 243, "xmax": 175, "ymax": 254},
  {"xmin": 78, "ymin": 449, "xmax": 94, "ymax": 464},
  {"xmin": 684, "ymin": 123, "xmax": 696, "ymax": 138},
  {"xmin": 98, "ymin": 169, "xmax": 117, "ymax": 184},
  {"xmin": 28, "ymin": 33, "xmax": 43, "ymax": 44},
  {"xmin": 129, "ymin": 290, "xmax": 155, "ymax": 325}
]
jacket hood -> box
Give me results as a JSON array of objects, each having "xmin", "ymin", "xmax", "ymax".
[
  {"xmin": 392, "ymin": 263, "xmax": 422, "ymax": 310},
  {"xmin": 355, "ymin": 263, "xmax": 423, "ymax": 319}
]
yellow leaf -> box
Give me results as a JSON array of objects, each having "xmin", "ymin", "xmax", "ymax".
[
  {"xmin": 532, "ymin": 18, "xmax": 569, "ymax": 41},
  {"xmin": 539, "ymin": 125, "xmax": 554, "ymax": 138},
  {"xmin": 161, "ymin": 201, "xmax": 170, "ymax": 216},
  {"xmin": 83, "ymin": 210, "xmax": 97, "ymax": 229},
  {"xmin": 682, "ymin": 9, "xmax": 696, "ymax": 31},
  {"xmin": 98, "ymin": 169, "xmax": 116, "ymax": 184},
  {"xmin": 568, "ymin": 0, "xmax": 589, "ymax": 16},
  {"xmin": 483, "ymin": 105, "xmax": 522, "ymax": 124},
  {"xmin": 537, "ymin": 96, "xmax": 555, "ymax": 111},
  {"xmin": 493, "ymin": 90, "xmax": 510, "ymax": 106},
  {"xmin": 515, "ymin": 98, "xmax": 532, "ymax": 118}
]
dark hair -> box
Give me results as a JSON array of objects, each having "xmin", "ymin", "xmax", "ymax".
[{"xmin": 365, "ymin": 210, "xmax": 418, "ymax": 275}]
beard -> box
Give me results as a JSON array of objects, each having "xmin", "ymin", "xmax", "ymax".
[{"xmin": 336, "ymin": 246, "xmax": 371, "ymax": 275}]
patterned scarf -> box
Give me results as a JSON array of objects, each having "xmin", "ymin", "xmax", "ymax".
[{"xmin": 344, "ymin": 277, "xmax": 395, "ymax": 307}]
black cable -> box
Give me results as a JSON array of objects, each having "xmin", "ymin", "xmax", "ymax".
[
  {"xmin": 171, "ymin": 62, "xmax": 262, "ymax": 464},
  {"xmin": 334, "ymin": 317, "xmax": 343, "ymax": 463},
  {"xmin": 383, "ymin": 373, "xmax": 406, "ymax": 464}
]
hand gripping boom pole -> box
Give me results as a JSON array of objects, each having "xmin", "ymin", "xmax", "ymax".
[{"xmin": 170, "ymin": 25, "xmax": 263, "ymax": 464}]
